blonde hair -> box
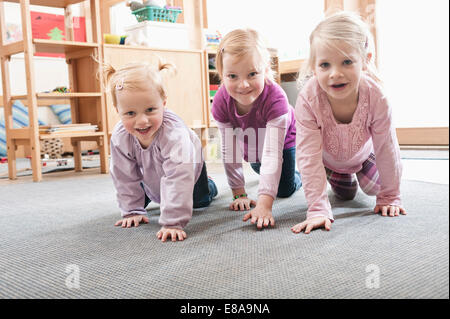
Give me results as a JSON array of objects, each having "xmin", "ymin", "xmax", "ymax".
[
  {"xmin": 216, "ymin": 28, "xmax": 275, "ymax": 83},
  {"xmin": 103, "ymin": 58, "xmax": 175, "ymax": 107},
  {"xmin": 298, "ymin": 11, "xmax": 381, "ymax": 88}
]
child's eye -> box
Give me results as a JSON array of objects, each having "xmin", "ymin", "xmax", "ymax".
[
  {"xmin": 249, "ymin": 71, "xmax": 258, "ymax": 77},
  {"xmin": 319, "ymin": 62, "xmax": 330, "ymax": 68},
  {"xmin": 227, "ymin": 74, "xmax": 237, "ymax": 80},
  {"xmin": 146, "ymin": 107, "xmax": 155, "ymax": 113},
  {"xmin": 124, "ymin": 111, "xmax": 135, "ymax": 116},
  {"xmin": 343, "ymin": 59, "xmax": 353, "ymax": 65}
]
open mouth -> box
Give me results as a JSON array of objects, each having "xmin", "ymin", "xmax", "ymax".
[
  {"xmin": 135, "ymin": 127, "xmax": 151, "ymax": 135},
  {"xmin": 331, "ymin": 83, "xmax": 348, "ymax": 90}
]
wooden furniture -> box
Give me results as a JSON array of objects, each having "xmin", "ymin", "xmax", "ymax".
[{"xmin": 0, "ymin": 0, "xmax": 109, "ymax": 181}]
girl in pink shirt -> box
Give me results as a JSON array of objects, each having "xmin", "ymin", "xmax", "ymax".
[
  {"xmin": 212, "ymin": 29, "xmax": 301, "ymax": 229},
  {"xmin": 105, "ymin": 61, "xmax": 217, "ymax": 242},
  {"xmin": 292, "ymin": 12, "xmax": 407, "ymax": 235}
]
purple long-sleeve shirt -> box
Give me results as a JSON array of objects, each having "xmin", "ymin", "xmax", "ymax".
[
  {"xmin": 110, "ymin": 109, "xmax": 204, "ymax": 229},
  {"xmin": 295, "ymin": 75, "xmax": 403, "ymax": 220},
  {"xmin": 211, "ymin": 81, "xmax": 296, "ymax": 199}
]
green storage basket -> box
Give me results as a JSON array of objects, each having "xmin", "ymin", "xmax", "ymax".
[{"xmin": 132, "ymin": 6, "xmax": 182, "ymax": 23}]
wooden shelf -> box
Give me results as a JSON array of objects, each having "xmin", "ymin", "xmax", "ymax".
[
  {"xmin": 39, "ymin": 131, "xmax": 104, "ymax": 139},
  {"xmin": 33, "ymin": 39, "xmax": 98, "ymax": 54},
  {"xmin": 279, "ymin": 59, "xmax": 306, "ymax": 75},
  {"xmin": 0, "ymin": 0, "xmax": 109, "ymax": 181},
  {"xmin": 5, "ymin": 0, "xmax": 85, "ymax": 8},
  {"xmin": 11, "ymin": 92, "xmax": 102, "ymax": 100}
]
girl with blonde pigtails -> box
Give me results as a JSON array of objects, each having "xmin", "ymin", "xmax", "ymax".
[{"xmin": 104, "ymin": 60, "xmax": 217, "ymax": 242}]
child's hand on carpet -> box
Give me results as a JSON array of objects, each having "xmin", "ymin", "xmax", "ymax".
[
  {"xmin": 291, "ymin": 216, "xmax": 332, "ymax": 234},
  {"xmin": 157, "ymin": 227, "xmax": 187, "ymax": 242},
  {"xmin": 374, "ymin": 205, "xmax": 407, "ymax": 217},
  {"xmin": 243, "ymin": 199, "xmax": 275, "ymax": 229},
  {"xmin": 229, "ymin": 197, "xmax": 256, "ymax": 211},
  {"xmin": 114, "ymin": 214, "xmax": 149, "ymax": 228}
]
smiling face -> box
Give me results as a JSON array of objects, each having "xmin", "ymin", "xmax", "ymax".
[
  {"xmin": 313, "ymin": 40, "xmax": 368, "ymax": 105},
  {"xmin": 115, "ymin": 84, "xmax": 166, "ymax": 148},
  {"xmin": 221, "ymin": 51, "xmax": 267, "ymax": 111}
]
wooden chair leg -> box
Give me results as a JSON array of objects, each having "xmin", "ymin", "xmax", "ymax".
[
  {"xmin": 98, "ymin": 136, "xmax": 109, "ymax": 174},
  {"xmin": 72, "ymin": 140, "xmax": 83, "ymax": 172},
  {"xmin": 6, "ymin": 140, "xmax": 17, "ymax": 180},
  {"xmin": 30, "ymin": 142, "xmax": 42, "ymax": 182}
]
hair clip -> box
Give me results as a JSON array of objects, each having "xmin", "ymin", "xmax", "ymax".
[{"xmin": 115, "ymin": 78, "xmax": 124, "ymax": 90}]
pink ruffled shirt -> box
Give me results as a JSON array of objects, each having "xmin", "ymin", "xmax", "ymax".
[{"xmin": 295, "ymin": 75, "xmax": 402, "ymax": 220}]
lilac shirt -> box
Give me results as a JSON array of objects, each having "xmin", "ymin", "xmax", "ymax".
[
  {"xmin": 295, "ymin": 75, "xmax": 402, "ymax": 220},
  {"xmin": 110, "ymin": 109, "xmax": 204, "ymax": 229},
  {"xmin": 212, "ymin": 81, "xmax": 296, "ymax": 199}
]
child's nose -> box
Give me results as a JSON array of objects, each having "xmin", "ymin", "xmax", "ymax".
[
  {"xmin": 330, "ymin": 67, "xmax": 343, "ymax": 79},
  {"xmin": 239, "ymin": 79, "xmax": 250, "ymax": 88},
  {"xmin": 136, "ymin": 113, "xmax": 149, "ymax": 125}
]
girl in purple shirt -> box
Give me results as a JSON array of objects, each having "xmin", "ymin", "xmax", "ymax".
[
  {"xmin": 105, "ymin": 61, "xmax": 217, "ymax": 242},
  {"xmin": 212, "ymin": 28, "xmax": 302, "ymax": 229},
  {"xmin": 292, "ymin": 12, "xmax": 406, "ymax": 235}
]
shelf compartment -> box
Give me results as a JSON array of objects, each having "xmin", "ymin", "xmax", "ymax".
[{"xmin": 5, "ymin": 0, "xmax": 85, "ymax": 8}]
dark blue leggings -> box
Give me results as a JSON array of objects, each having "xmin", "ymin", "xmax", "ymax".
[
  {"xmin": 250, "ymin": 147, "xmax": 302, "ymax": 198},
  {"xmin": 144, "ymin": 163, "xmax": 217, "ymax": 208}
]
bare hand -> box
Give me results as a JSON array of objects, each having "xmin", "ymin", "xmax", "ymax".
[
  {"xmin": 115, "ymin": 214, "xmax": 149, "ymax": 228},
  {"xmin": 291, "ymin": 216, "xmax": 332, "ymax": 234},
  {"xmin": 374, "ymin": 205, "xmax": 406, "ymax": 217},
  {"xmin": 157, "ymin": 227, "xmax": 187, "ymax": 242},
  {"xmin": 243, "ymin": 205, "xmax": 275, "ymax": 229},
  {"xmin": 229, "ymin": 197, "xmax": 256, "ymax": 211}
]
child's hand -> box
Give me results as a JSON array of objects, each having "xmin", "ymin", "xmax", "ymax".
[
  {"xmin": 374, "ymin": 205, "xmax": 407, "ymax": 217},
  {"xmin": 115, "ymin": 214, "xmax": 149, "ymax": 228},
  {"xmin": 291, "ymin": 216, "xmax": 332, "ymax": 234},
  {"xmin": 157, "ymin": 227, "xmax": 187, "ymax": 242},
  {"xmin": 243, "ymin": 206, "xmax": 275, "ymax": 229},
  {"xmin": 229, "ymin": 197, "xmax": 256, "ymax": 211}
]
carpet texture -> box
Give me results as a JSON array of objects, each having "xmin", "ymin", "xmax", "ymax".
[{"xmin": 0, "ymin": 171, "xmax": 448, "ymax": 299}]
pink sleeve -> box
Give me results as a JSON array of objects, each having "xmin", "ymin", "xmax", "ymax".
[
  {"xmin": 159, "ymin": 131, "xmax": 197, "ymax": 230},
  {"xmin": 217, "ymin": 121, "xmax": 246, "ymax": 190},
  {"xmin": 257, "ymin": 114, "xmax": 288, "ymax": 199},
  {"xmin": 370, "ymin": 96, "xmax": 403, "ymax": 207},
  {"xmin": 110, "ymin": 137, "xmax": 147, "ymax": 217},
  {"xmin": 295, "ymin": 95, "xmax": 334, "ymax": 221}
]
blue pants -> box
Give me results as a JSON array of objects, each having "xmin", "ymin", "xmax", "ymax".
[
  {"xmin": 250, "ymin": 147, "xmax": 302, "ymax": 198},
  {"xmin": 144, "ymin": 162, "xmax": 217, "ymax": 208}
]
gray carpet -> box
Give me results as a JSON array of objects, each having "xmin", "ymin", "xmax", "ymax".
[{"xmin": 0, "ymin": 170, "xmax": 448, "ymax": 299}]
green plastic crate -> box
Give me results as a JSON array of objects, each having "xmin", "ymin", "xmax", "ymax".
[{"xmin": 132, "ymin": 6, "xmax": 182, "ymax": 23}]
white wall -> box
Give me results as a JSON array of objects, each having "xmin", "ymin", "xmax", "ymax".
[
  {"xmin": 206, "ymin": 0, "xmax": 324, "ymax": 60},
  {"xmin": 376, "ymin": 0, "xmax": 449, "ymax": 128}
]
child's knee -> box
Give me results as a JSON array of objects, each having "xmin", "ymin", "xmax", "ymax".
[{"xmin": 331, "ymin": 185, "xmax": 358, "ymax": 200}]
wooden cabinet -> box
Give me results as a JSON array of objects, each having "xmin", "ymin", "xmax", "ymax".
[{"xmin": 0, "ymin": 0, "xmax": 109, "ymax": 181}]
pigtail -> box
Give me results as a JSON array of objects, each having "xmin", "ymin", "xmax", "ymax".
[{"xmin": 157, "ymin": 57, "xmax": 176, "ymax": 76}]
